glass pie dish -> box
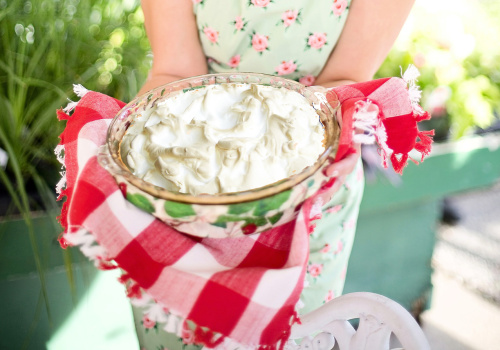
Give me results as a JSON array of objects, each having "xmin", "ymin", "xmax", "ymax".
[{"xmin": 98, "ymin": 73, "xmax": 340, "ymax": 238}]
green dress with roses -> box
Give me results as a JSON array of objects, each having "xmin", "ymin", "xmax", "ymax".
[{"xmin": 133, "ymin": 1, "xmax": 364, "ymax": 349}]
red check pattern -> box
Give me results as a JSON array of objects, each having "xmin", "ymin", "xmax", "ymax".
[
  {"xmin": 57, "ymin": 91, "xmax": 310, "ymax": 350},
  {"xmin": 328, "ymin": 69, "xmax": 434, "ymax": 174},
  {"xmin": 56, "ymin": 72, "xmax": 431, "ymax": 349}
]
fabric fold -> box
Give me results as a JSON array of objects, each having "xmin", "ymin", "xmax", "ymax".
[
  {"xmin": 327, "ymin": 66, "xmax": 434, "ymax": 174},
  {"xmin": 56, "ymin": 91, "xmax": 313, "ymax": 350},
  {"xmin": 55, "ymin": 70, "xmax": 432, "ymax": 349}
]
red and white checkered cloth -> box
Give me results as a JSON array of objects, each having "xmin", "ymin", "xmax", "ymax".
[
  {"xmin": 328, "ymin": 65, "xmax": 434, "ymax": 174},
  {"xmin": 56, "ymin": 70, "xmax": 432, "ymax": 350},
  {"xmin": 56, "ymin": 91, "xmax": 312, "ymax": 350}
]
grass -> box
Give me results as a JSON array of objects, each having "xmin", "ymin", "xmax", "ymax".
[{"xmin": 0, "ymin": 0, "xmax": 149, "ymax": 346}]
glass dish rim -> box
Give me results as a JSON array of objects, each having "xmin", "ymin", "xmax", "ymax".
[{"xmin": 103, "ymin": 72, "xmax": 339, "ymax": 205}]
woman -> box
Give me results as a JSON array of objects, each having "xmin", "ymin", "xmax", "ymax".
[{"xmin": 133, "ymin": 1, "xmax": 415, "ymax": 348}]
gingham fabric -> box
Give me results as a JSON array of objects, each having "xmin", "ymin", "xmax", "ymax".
[
  {"xmin": 56, "ymin": 91, "xmax": 313, "ymax": 350},
  {"xmin": 328, "ymin": 66, "xmax": 434, "ymax": 174},
  {"xmin": 56, "ymin": 71, "xmax": 432, "ymax": 349}
]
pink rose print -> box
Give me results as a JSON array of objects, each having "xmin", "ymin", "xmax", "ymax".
[
  {"xmin": 320, "ymin": 243, "xmax": 331, "ymax": 254},
  {"xmin": 332, "ymin": 0, "xmax": 348, "ymax": 17},
  {"xmin": 203, "ymin": 26, "xmax": 219, "ymax": 44},
  {"xmin": 281, "ymin": 9, "xmax": 299, "ymax": 27},
  {"xmin": 228, "ymin": 54, "xmax": 241, "ymax": 68},
  {"xmin": 334, "ymin": 240, "xmax": 344, "ymax": 254},
  {"xmin": 251, "ymin": 32, "xmax": 269, "ymax": 52},
  {"xmin": 343, "ymin": 218, "xmax": 355, "ymax": 231},
  {"xmin": 275, "ymin": 60, "xmax": 297, "ymax": 75},
  {"xmin": 233, "ymin": 16, "xmax": 247, "ymax": 31},
  {"xmin": 299, "ymin": 74, "xmax": 315, "ymax": 86},
  {"xmin": 326, "ymin": 204, "xmax": 342, "ymax": 214},
  {"xmin": 307, "ymin": 263, "xmax": 323, "ymax": 278},
  {"xmin": 307, "ymin": 32, "xmax": 327, "ymax": 50},
  {"xmin": 192, "ymin": 0, "xmax": 203, "ymax": 4},
  {"xmin": 325, "ymin": 290, "xmax": 335, "ymax": 303},
  {"xmin": 250, "ymin": 0, "xmax": 271, "ymax": 8},
  {"xmin": 142, "ymin": 315, "xmax": 156, "ymax": 329},
  {"xmin": 182, "ymin": 327, "xmax": 196, "ymax": 345}
]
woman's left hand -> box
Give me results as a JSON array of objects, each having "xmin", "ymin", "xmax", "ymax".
[{"xmin": 315, "ymin": 143, "xmax": 361, "ymax": 205}]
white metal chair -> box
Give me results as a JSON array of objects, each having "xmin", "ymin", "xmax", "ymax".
[{"xmin": 287, "ymin": 292, "xmax": 430, "ymax": 350}]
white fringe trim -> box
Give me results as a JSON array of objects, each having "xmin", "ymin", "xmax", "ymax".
[
  {"xmin": 62, "ymin": 228, "xmax": 109, "ymax": 266},
  {"xmin": 130, "ymin": 293, "xmax": 187, "ymax": 342},
  {"xmin": 55, "ymin": 171, "xmax": 66, "ymax": 195},
  {"xmin": 352, "ymin": 100, "xmax": 380, "ymax": 145},
  {"xmin": 144, "ymin": 302, "xmax": 169, "ymax": 323},
  {"xmin": 165, "ymin": 314, "xmax": 182, "ymax": 334},
  {"xmin": 63, "ymin": 101, "xmax": 78, "ymax": 114},
  {"xmin": 401, "ymin": 64, "xmax": 426, "ymax": 116},
  {"xmin": 54, "ymin": 144, "xmax": 65, "ymax": 165},
  {"xmin": 73, "ymin": 84, "xmax": 89, "ymax": 98},
  {"xmin": 63, "ymin": 84, "xmax": 90, "ymax": 114},
  {"xmin": 58, "ymin": 84, "xmax": 90, "ymax": 192},
  {"xmin": 54, "ymin": 144, "xmax": 66, "ymax": 194},
  {"xmin": 375, "ymin": 122, "xmax": 392, "ymax": 168}
]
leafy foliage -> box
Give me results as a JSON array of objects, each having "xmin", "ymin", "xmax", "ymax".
[
  {"xmin": 0, "ymin": 0, "xmax": 150, "ymax": 212},
  {"xmin": 0, "ymin": 0, "xmax": 149, "ymax": 329},
  {"xmin": 376, "ymin": 0, "xmax": 500, "ymax": 140}
]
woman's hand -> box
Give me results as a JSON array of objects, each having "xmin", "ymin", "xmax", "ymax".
[
  {"xmin": 316, "ymin": 143, "xmax": 361, "ymax": 205},
  {"xmin": 306, "ymin": 83, "xmax": 361, "ymax": 201}
]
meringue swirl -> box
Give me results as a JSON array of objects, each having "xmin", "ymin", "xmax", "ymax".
[{"xmin": 120, "ymin": 83, "xmax": 325, "ymax": 195}]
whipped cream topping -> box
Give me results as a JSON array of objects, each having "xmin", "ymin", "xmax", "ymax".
[{"xmin": 120, "ymin": 83, "xmax": 325, "ymax": 195}]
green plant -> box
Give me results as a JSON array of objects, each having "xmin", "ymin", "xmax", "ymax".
[
  {"xmin": 376, "ymin": 0, "xmax": 500, "ymax": 140},
  {"xmin": 0, "ymin": 0, "xmax": 149, "ymax": 342}
]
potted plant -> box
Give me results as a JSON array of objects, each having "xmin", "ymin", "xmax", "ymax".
[{"xmin": 0, "ymin": 0, "xmax": 149, "ymax": 348}]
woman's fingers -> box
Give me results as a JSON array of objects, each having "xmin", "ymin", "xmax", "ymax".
[
  {"xmin": 320, "ymin": 145, "xmax": 361, "ymax": 203},
  {"xmin": 316, "ymin": 175, "xmax": 346, "ymax": 204},
  {"xmin": 325, "ymin": 149, "xmax": 360, "ymax": 177}
]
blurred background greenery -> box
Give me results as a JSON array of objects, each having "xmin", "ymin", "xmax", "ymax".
[
  {"xmin": 0, "ymin": 0, "xmax": 150, "ymax": 214},
  {"xmin": 0, "ymin": 0, "xmax": 151, "ymax": 337},
  {"xmin": 1, "ymin": 0, "xmax": 500, "ymax": 347},
  {"xmin": 376, "ymin": 0, "xmax": 500, "ymax": 140},
  {"xmin": 0, "ymin": 0, "xmax": 151, "ymax": 217}
]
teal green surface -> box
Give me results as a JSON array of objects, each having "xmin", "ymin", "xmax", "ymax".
[
  {"xmin": 0, "ymin": 216, "xmax": 137, "ymax": 350},
  {"xmin": 343, "ymin": 199, "xmax": 439, "ymax": 311},
  {"xmin": 360, "ymin": 134, "xmax": 500, "ymax": 212},
  {"xmin": 0, "ymin": 215, "xmax": 67, "ymax": 280},
  {"xmin": 0, "ymin": 264, "xmax": 137, "ymax": 350},
  {"xmin": 344, "ymin": 133, "xmax": 500, "ymax": 312}
]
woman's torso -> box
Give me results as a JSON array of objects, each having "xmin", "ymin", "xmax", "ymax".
[{"xmin": 194, "ymin": 0, "xmax": 351, "ymax": 84}]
